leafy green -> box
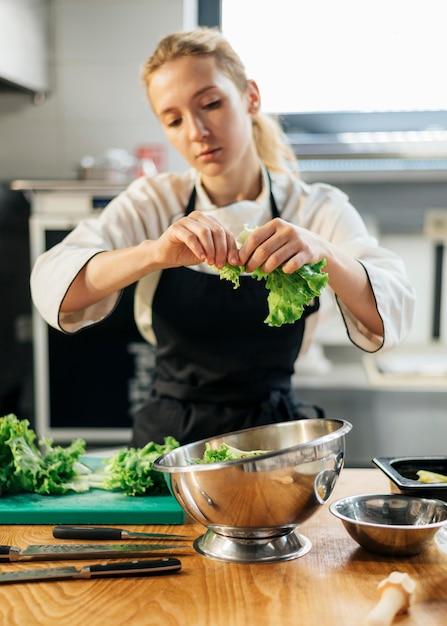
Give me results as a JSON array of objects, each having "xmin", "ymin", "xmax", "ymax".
[
  {"xmin": 215, "ymin": 263, "xmax": 245, "ymax": 289},
  {"xmin": 89, "ymin": 437, "xmax": 180, "ymax": 496},
  {"xmin": 0, "ymin": 414, "xmax": 180, "ymax": 497},
  {"xmin": 251, "ymin": 259, "xmax": 328, "ymax": 327},
  {"xmin": 193, "ymin": 442, "xmax": 271, "ymax": 464},
  {"xmin": 215, "ymin": 256, "xmax": 328, "ymax": 327},
  {"xmin": 214, "ymin": 225, "xmax": 329, "ymax": 326},
  {"xmin": 0, "ymin": 414, "xmax": 89, "ymax": 495}
]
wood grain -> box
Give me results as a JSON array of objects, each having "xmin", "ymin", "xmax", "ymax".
[{"xmin": 0, "ymin": 469, "xmax": 446, "ymax": 626}]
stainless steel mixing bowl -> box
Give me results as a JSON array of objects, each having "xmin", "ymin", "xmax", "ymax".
[
  {"xmin": 153, "ymin": 418, "xmax": 352, "ymax": 562},
  {"xmin": 330, "ymin": 493, "xmax": 447, "ymax": 555}
]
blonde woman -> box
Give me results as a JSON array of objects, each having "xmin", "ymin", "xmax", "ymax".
[{"xmin": 31, "ymin": 28, "xmax": 415, "ymax": 445}]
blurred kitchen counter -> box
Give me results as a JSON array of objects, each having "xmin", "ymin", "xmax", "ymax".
[
  {"xmin": 293, "ymin": 344, "xmax": 447, "ymax": 467},
  {"xmin": 294, "ymin": 343, "xmax": 447, "ymax": 391}
]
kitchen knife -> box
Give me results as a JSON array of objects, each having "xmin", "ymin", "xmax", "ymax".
[
  {"xmin": 0, "ymin": 543, "xmax": 190, "ymax": 562},
  {"xmin": 0, "ymin": 558, "xmax": 182, "ymax": 584},
  {"xmin": 53, "ymin": 525, "xmax": 189, "ymax": 541}
]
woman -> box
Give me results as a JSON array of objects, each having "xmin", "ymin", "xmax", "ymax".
[{"xmin": 30, "ymin": 28, "xmax": 415, "ymax": 446}]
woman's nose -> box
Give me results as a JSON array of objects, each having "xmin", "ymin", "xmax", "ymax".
[{"xmin": 188, "ymin": 114, "xmax": 209, "ymax": 141}]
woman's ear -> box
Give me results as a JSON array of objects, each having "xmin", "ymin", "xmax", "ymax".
[{"xmin": 246, "ymin": 79, "xmax": 261, "ymax": 114}]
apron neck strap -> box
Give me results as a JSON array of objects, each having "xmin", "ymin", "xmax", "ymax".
[{"xmin": 266, "ymin": 171, "xmax": 280, "ymax": 218}]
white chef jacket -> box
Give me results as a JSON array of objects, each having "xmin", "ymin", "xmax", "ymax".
[{"xmin": 30, "ymin": 166, "xmax": 415, "ymax": 354}]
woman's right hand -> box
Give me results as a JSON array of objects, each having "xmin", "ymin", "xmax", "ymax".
[
  {"xmin": 62, "ymin": 211, "xmax": 240, "ymax": 313},
  {"xmin": 151, "ymin": 210, "xmax": 241, "ymax": 269}
]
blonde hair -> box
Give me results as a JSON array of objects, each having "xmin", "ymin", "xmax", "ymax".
[{"xmin": 142, "ymin": 28, "xmax": 298, "ymax": 176}]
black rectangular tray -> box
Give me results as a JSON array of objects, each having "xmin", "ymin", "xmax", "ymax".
[{"xmin": 373, "ymin": 456, "xmax": 447, "ymax": 501}]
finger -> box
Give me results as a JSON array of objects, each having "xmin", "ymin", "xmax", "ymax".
[
  {"xmin": 169, "ymin": 221, "xmax": 208, "ymax": 262},
  {"xmin": 188, "ymin": 212, "xmax": 241, "ymax": 268},
  {"xmin": 226, "ymin": 233, "xmax": 241, "ymax": 267},
  {"xmin": 208, "ymin": 222, "xmax": 231, "ymax": 268},
  {"xmin": 238, "ymin": 222, "xmax": 275, "ymax": 260},
  {"xmin": 281, "ymin": 251, "xmax": 311, "ymax": 273},
  {"xmin": 245, "ymin": 243, "xmax": 292, "ymax": 273},
  {"xmin": 183, "ymin": 213, "xmax": 234, "ymax": 267},
  {"xmin": 242, "ymin": 233, "xmax": 292, "ymax": 272},
  {"xmin": 238, "ymin": 221, "xmax": 288, "ymax": 268}
]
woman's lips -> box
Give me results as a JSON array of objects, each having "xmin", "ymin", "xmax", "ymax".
[{"xmin": 197, "ymin": 147, "xmax": 221, "ymax": 161}]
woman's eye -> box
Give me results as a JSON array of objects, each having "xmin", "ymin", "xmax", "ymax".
[
  {"xmin": 203, "ymin": 99, "xmax": 220, "ymax": 110},
  {"xmin": 167, "ymin": 117, "xmax": 182, "ymax": 128}
]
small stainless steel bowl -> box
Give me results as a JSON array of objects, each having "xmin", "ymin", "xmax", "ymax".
[
  {"xmin": 330, "ymin": 493, "xmax": 447, "ymax": 555},
  {"xmin": 154, "ymin": 418, "xmax": 352, "ymax": 563}
]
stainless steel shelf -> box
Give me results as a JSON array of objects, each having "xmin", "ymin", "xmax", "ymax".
[{"xmin": 298, "ymin": 158, "xmax": 447, "ymax": 184}]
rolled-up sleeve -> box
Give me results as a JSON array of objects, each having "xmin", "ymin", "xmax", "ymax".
[
  {"xmin": 30, "ymin": 219, "xmax": 122, "ymax": 333},
  {"xmin": 279, "ymin": 179, "xmax": 416, "ymax": 354},
  {"xmin": 336, "ymin": 253, "xmax": 416, "ymax": 353},
  {"xmin": 30, "ymin": 172, "xmax": 192, "ymax": 334}
]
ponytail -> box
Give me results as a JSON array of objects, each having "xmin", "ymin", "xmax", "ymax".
[{"xmin": 252, "ymin": 112, "xmax": 299, "ymax": 175}]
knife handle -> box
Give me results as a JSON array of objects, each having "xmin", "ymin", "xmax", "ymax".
[
  {"xmin": 53, "ymin": 526, "xmax": 122, "ymax": 540},
  {"xmin": 87, "ymin": 558, "xmax": 182, "ymax": 578},
  {"xmin": 0, "ymin": 546, "xmax": 11, "ymax": 562}
]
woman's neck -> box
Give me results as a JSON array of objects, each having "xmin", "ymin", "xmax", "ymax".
[{"xmin": 201, "ymin": 166, "xmax": 264, "ymax": 207}]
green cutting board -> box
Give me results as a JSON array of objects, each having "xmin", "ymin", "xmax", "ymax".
[
  {"xmin": 0, "ymin": 489, "xmax": 185, "ymax": 525},
  {"xmin": 0, "ymin": 457, "xmax": 186, "ymax": 525}
]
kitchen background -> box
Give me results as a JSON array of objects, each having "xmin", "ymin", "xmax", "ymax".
[{"xmin": 0, "ymin": 0, "xmax": 446, "ymax": 465}]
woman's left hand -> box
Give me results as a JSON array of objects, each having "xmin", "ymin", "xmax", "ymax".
[
  {"xmin": 238, "ymin": 217, "xmax": 384, "ymax": 337},
  {"xmin": 238, "ymin": 217, "xmax": 328, "ymax": 274}
]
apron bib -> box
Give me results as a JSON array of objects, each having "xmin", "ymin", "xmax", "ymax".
[{"xmin": 132, "ymin": 178, "xmax": 323, "ymax": 445}]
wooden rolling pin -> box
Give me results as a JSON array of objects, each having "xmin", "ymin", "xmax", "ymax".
[{"xmin": 362, "ymin": 571, "xmax": 416, "ymax": 626}]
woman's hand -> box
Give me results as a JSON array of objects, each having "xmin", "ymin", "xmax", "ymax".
[
  {"xmin": 239, "ymin": 217, "xmax": 384, "ymax": 338},
  {"xmin": 238, "ymin": 218, "xmax": 327, "ymax": 274},
  {"xmin": 61, "ymin": 211, "xmax": 241, "ymax": 314},
  {"xmin": 153, "ymin": 210, "xmax": 241, "ymax": 269}
]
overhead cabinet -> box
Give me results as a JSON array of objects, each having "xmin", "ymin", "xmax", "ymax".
[{"xmin": 0, "ymin": 0, "xmax": 49, "ymax": 96}]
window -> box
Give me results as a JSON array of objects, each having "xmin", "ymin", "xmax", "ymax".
[
  {"xmin": 222, "ymin": 0, "xmax": 446, "ymax": 114},
  {"xmin": 221, "ymin": 0, "xmax": 447, "ymax": 136}
]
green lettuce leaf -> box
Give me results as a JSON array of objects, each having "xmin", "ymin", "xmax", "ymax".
[
  {"xmin": 252, "ymin": 259, "xmax": 328, "ymax": 327},
  {"xmin": 193, "ymin": 442, "xmax": 271, "ymax": 464},
  {"xmin": 0, "ymin": 414, "xmax": 180, "ymax": 497},
  {"xmin": 93, "ymin": 436, "xmax": 180, "ymax": 496},
  {"xmin": 0, "ymin": 414, "xmax": 87, "ymax": 495},
  {"xmin": 214, "ymin": 259, "xmax": 328, "ymax": 327},
  {"xmin": 213, "ymin": 225, "xmax": 328, "ymax": 326},
  {"xmin": 214, "ymin": 263, "xmax": 245, "ymax": 289}
]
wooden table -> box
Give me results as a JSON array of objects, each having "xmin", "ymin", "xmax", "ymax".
[{"xmin": 0, "ymin": 469, "xmax": 446, "ymax": 626}]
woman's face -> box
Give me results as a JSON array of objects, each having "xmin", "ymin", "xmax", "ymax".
[{"xmin": 148, "ymin": 55, "xmax": 260, "ymax": 180}]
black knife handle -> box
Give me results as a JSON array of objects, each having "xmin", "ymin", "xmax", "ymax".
[
  {"xmin": 87, "ymin": 558, "xmax": 182, "ymax": 578},
  {"xmin": 53, "ymin": 526, "xmax": 122, "ymax": 540},
  {"xmin": 0, "ymin": 546, "xmax": 11, "ymax": 562}
]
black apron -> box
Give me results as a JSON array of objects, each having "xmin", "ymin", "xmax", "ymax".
[{"xmin": 131, "ymin": 179, "xmax": 323, "ymax": 446}]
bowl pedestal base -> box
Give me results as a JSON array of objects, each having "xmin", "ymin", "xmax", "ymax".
[{"xmin": 193, "ymin": 528, "xmax": 312, "ymax": 563}]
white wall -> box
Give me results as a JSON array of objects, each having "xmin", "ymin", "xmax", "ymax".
[{"xmin": 0, "ymin": 0, "xmax": 195, "ymax": 180}]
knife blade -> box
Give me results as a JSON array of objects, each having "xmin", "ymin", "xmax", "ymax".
[
  {"xmin": 0, "ymin": 558, "xmax": 182, "ymax": 584},
  {"xmin": 52, "ymin": 525, "xmax": 189, "ymax": 541},
  {"xmin": 0, "ymin": 543, "xmax": 190, "ymax": 562}
]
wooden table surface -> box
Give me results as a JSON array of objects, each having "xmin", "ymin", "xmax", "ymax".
[{"xmin": 0, "ymin": 468, "xmax": 446, "ymax": 626}]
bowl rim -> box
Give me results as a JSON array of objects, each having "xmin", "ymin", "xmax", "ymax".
[
  {"xmin": 329, "ymin": 492, "xmax": 447, "ymax": 530},
  {"xmin": 153, "ymin": 418, "xmax": 352, "ymax": 473}
]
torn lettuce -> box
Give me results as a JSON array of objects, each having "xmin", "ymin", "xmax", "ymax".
[
  {"xmin": 213, "ymin": 224, "xmax": 328, "ymax": 326},
  {"xmin": 251, "ymin": 260, "xmax": 328, "ymax": 326},
  {"xmin": 215, "ymin": 258, "xmax": 328, "ymax": 326}
]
